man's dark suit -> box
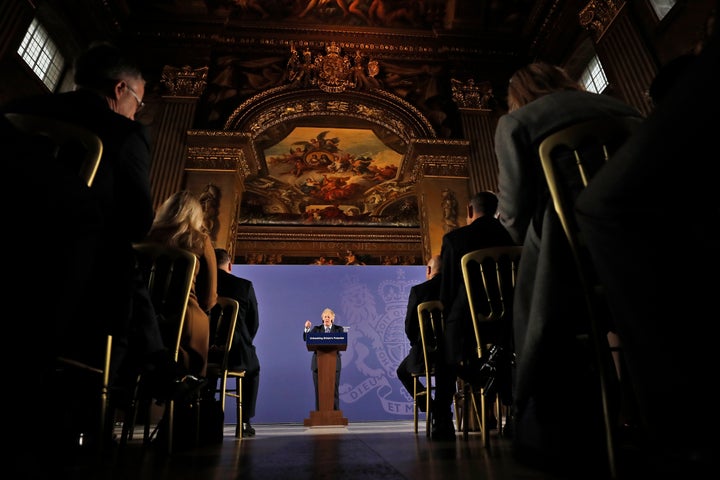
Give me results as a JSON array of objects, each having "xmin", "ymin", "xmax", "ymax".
[
  {"xmin": 435, "ymin": 215, "xmax": 515, "ymax": 424},
  {"xmin": 4, "ymin": 89, "xmax": 154, "ymax": 364},
  {"xmin": 304, "ymin": 323, "xmax": 344, "ymax": 410},
  {"xmin": 439, "ymin": 216, "xmax": 515, "ymax": 364},
  {"xmin": 4, "ymin": 88, "xmax": 154, "ymax": 458},
  {"xmin": 396, "ymin": 274, "xmax": 442, "ymax": 398},
  {"xmin": 213, "ymin": 268, "xmax": 260, "ymax": 422}
]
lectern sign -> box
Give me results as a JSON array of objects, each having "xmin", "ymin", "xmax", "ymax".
[{"xmin": 305, "ymin": 332, "xmax": 348, "ymax": 346}]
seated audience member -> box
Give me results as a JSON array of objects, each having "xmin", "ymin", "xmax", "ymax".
[
  {"xmin": 494, "ymin": 61, "xmax": 643, "ymax": 472},
  {"xmin": 433, "ymin": 192, "xmax": 515, "ymax": 440},
  {"xmin": 303, "ymin": 308, "xmax": 344, "ymax": 410},
  {"xmin": 396, "ymin": 255, "xmax": 442, "ymax": 412},
  {"xmin": 145, "ymin": 190, "xmax": 218, "ymax": 378},
  {"xmin": 575, "ymin": 26, "xmax": 719, "ymax": 475},
  {"xmin": 3, "ymin": 42, "xmax": 162, "ymax": 459},
  {"xmin": 209, "ymin": 248, "xmax": 261, "ymax": 438}
]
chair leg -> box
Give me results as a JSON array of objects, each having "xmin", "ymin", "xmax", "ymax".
[
  {"xmin": 234, "ymin": 377, "xmax": 242, "ymax": 439},
  {"xmin": 453, "ymin": 392, "xmax": 462, "ymax": 433},
  {"xmin": 479, "ymin": 391, "xmax": 488, "ymax": 447},
  {"xmin": 463, "ymin": 383, "xmax": 471, "ymax": 440},
  {"xmin": 146, "ymin": 400, "xmax": 175, "ymax": 454},
  {"xmin": 465, "ymin": 386, "xmax": 483, "ymax": 443},
  {"xmin": 425, "ymin": 399, "xmax": 432, "ymax": 438},
  {"xmin": 167, "ymin": 400, "xmax": 175, "ymax": 454},
  {"xmin": 220, "ymin": 372, "xmax": 228, "ymax": 413},
  {"xmin": 413, "ymin": 380, "xmax": 418, "ymax": 435}
]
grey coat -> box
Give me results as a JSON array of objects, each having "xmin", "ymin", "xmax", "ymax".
[{"xmin": 494, "ymin": 89, "xmax": 643, "ymax": 461}]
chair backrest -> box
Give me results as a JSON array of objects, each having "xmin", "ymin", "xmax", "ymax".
[
  {"xmin": 208, "ymin": 296, "xmax": 240, "ymax": 374},
  {"xmin": 537, "ymin": 117, "xmax": 639, "ymax": 479},
  {"xmin": 4, "ymin": 112, "xmax": 103, "ymax": 187},
  {"xmin": 538, "ymin": 117, "xmax": 640, "ymax": 334},
  {"xmin": 132, "ymin": 242, "xmax": 197, "ymax": 363},
  {"xmin": 538, "ymin": 117, "xmax": 638, "ymax": 265},
  {"xmin": 461, "ymin": 246, "xmax": 523, "ymax": 359},
  {"xmin": 417, "ymin": 300, "xmax": 443, "ymax": 375}
]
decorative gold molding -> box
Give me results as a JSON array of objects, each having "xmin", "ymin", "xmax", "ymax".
[
  {"xmin": 185, "ymin": 146, "xmax": 250, "ymax": 176},
  {"xmin": 224, "ymin": 85, "xmax": 436, "ymax": 140},
  {"xmin": 411, "ymin": 156, "xmax": 468, "ymax": 182},
  {"xmin": 187, "ymin": 130, "xmax": 253, "ymax": 138},
  {"xmin": 236, "ymin": 229, "xmax": 421, "ymax": 243},
  {"xmin": 579, "ymin": 1, "xmax": 622, "ymax": 42},
  {"xmin": 161, "ymin": 65, "xmax": 209, "ymax": 97},
  {"xmin": 450, "ymin": 78, "xmax": 495, "ymax": 110},
  {"xmin": 397, "ymin": 138, "xmax": 469, "ymax": 183},
  {"xmin": 224, "ymin": 87, "xmax": 434, "ymax": 142}
]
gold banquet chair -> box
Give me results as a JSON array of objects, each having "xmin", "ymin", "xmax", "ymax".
[
  {"xmin": 206, "ymin": 296, "xmax": 246, "ymax": 439},
  {"xmin": 538, "ymin": 117, "xmax": 639, "ymax": 479},
  {"xmin": 4, "ymin": 112, "xmax": 102, "ymax": 187},
  {"xmin": 121, "ymin": 243, "xmax": 197, "ymax": 454},
  {"xmin": 7, "ymin": 112, "xmax": 110, "ymax": 451},
  {"xmin": 413, "ymin": 300, "xmax": 443, "ymax": 437},
  {"xmin": 460, "ymin": 246, "xmax": 522, "ymax": 446}
]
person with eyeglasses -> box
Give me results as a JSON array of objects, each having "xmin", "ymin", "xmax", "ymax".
[
  {"xmin": 2, "ymin": 41, "xmax": 171, "ymax": 459},
  {"xmin": 126, "ymin": 84, "xmax": 145, "ymax": 114}
]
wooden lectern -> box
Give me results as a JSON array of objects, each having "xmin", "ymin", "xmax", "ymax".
[{"xmin": 304, "ymin": 332, "xmax": 349, "ymax": 426}]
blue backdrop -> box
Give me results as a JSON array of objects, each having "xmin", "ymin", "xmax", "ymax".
[{"xmin": 223, "ymin": 264, "xmax": 426, "ymax": 424}]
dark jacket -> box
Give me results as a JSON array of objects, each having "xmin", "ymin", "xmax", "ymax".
[
  {"xmin": 494, "ymin": 90, "xmax": 643, "ymax": 410},
  {"xmin": 439, "ymin": 216, "xmax": 515, "ymax": 363},
  {"xmin": 215, "ymin": 269, "xmax": 260, "ymax": 372},
  {"xmin": 403, "ymin": 274, "xmax": 443, "ymax": 373},
  {"xmin": 494, "ymin": 89, "xmax": 643, "ymax": 464},
  {"xmin": 4, "ymin": 89, "xmax": 154, "ymax": 361}
]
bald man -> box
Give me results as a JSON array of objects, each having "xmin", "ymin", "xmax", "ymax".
[{"xmin": 396, "ymin": 256, "xmax": 442, "ymax": 411}]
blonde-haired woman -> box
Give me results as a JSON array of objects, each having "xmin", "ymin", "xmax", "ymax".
[{"xmin": 146, "ymin": 190, "xmax": 217, "ymax": 377}]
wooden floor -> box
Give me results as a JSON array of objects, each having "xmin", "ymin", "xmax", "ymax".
[{"xmin": 20, "ymin": 419, "xmax": 695, "ymax": 480}]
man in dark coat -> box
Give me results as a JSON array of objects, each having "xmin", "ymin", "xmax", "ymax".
[
  {"xmin": 4, "ymin": 42, "xmax": 155, "ymax": 368},
  {"xmin": 432, "ymin": 191, "xmax": 515, "ymax": 440},
  {"xmin": 396, "ymin": 255, "xmax": 442, "ymax": 410},
  {"xmin": 3, "ymin": 41, "xmax": 155, "ymax": 472},
  {"xmin": 212, "ymin": 248, "xmax": 261, "ymax": 437}
]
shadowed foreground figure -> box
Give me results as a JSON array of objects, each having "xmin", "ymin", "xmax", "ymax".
[{"xmin": 575, "ymin": 25, "xmax": 720, "ymax": 476}]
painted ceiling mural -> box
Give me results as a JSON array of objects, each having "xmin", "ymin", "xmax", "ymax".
[{"xmin": 241, "ymin": 126, "xmax": 417, "ymax": 227}]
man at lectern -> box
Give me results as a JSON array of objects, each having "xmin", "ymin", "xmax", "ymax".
[{"xmin": 303, "ymin": 308, "xmax": 344, "ymax": 410}]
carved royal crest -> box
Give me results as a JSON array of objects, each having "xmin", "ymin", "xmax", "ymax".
[{"xmin": 286, "ymin": 42, "xmax": 379, "ymax": 93}]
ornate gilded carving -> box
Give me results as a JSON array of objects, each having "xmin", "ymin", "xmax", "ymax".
[
  {"xmin": 161, "ymin": 65, "xmax": 209, "ymax": 97},
  {"xmin": 243, "ymin": 96, "xmax": 416, "ymax": 142},
  {"xmin": 236, "ymin": 230, "xmax": 421, "ymax": 243},
  {"xmin": 450, "ymin": 78, "xmax": 495, "ymax": 110},
  {"xmin": 579, "ymin": 1, "xmax": 622, "ymax": 42},
  {"xmin": 286, "ymin": 42, "xmax": 381, "ymax": 93},
  {"xmin": 225, "ymin": 85, "xmax": 435, "ymax": 139},
  {"xmin": 199, "ymin": 184, "xmax": 221, "ymax": 241},
  {"xmin": 410, "ymin": 155, "xmax": 468, "ymax": 183},
  {"xmin": 441, "ymin": 188, "xmax": 459, "ymax": 233},
  {"xmin": 185, "ymin": 146, "xmax": 250, "ymax": 177}
]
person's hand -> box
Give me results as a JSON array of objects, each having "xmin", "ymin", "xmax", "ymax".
[{"xmin": 304, "ymin": 320, "xmax": 312, "ymax": 329}]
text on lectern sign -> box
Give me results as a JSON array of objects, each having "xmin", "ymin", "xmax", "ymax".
[{"xmin": 306, "ymin": 332, "xmax": 348, "ymax": 345}]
